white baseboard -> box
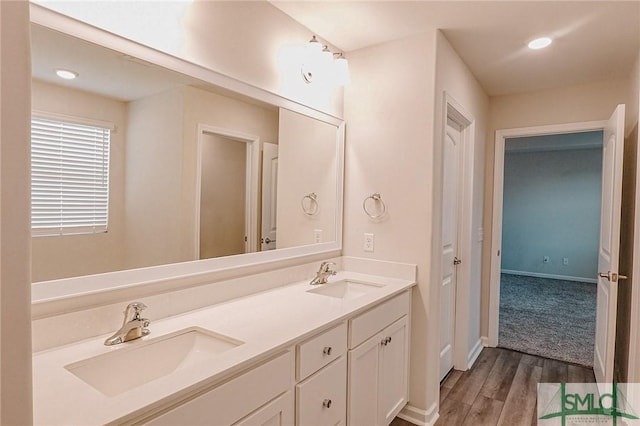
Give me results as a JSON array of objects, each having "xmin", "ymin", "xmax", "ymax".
[
  {"xmin": 501, "ymin": 269, "xmax": 596, "ymax": 284},
  {"xmin": 398, "ymin": 402, "xmax": 439, "ymax": 426},
  {"xmin": 467, "ymin": 339, "xmax": 484, "ymax": 369},
  {"xmin": 481, "ymin": 336, "xmax": 494, "ymax": 347}
]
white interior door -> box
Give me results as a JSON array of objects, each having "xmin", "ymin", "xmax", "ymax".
[
  {"xmin": 440, "ymin": 118, "xmax": 462, "ymax": 381},
  {"xmin": 594, "ymin": 104, "xmax": 626, "ymax": 384},
  {"xmin": 261, "ymin": 143, "xmax": 278, "ymax": 251}
]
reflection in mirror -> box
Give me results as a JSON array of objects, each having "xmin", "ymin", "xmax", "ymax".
[{"xmin": 30, "ymin": 23, "xmax": 343, "ymax": 283}]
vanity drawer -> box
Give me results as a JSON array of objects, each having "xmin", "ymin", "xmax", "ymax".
[
  {"xmin": 349, "ymin": 291, "xmax": 410, "ymax": 349},
  {"xmin": 296, "ymin": 322, "xmax": 347, "ymax": 381},
  {"xmin": 296, "ymin": 356, "xmax": 347, "ymax": 426},
  {"xmin": 143, "ymin": 351, "xmax": 293, "ymax": 426}
]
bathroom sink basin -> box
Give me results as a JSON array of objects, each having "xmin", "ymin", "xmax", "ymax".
[
  {"xmin": 306, "ymin": 280, "xmax": 384, "ymax": 300},
  {"xmin": 65, "ymin": 327, "xmax": 243, "ymax": 396}
]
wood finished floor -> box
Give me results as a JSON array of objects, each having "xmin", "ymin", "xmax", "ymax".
[{"xmin": 390, "ymin": 347, "xmax": 595, "ymax": 426}]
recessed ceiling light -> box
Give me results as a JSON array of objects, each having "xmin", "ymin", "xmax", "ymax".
[
  {"xmin": 528, "ymin": 37, "xmax": 553, "ymax": 50},
  {"xmin": 55, "ymin": 69, "xmax": 78, "ymax": 80}
]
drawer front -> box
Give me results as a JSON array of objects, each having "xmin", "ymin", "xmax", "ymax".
[
  {"xmin": 143, "ymin": 351, "xmax": 293, "ymax": 426},
  {"xmin": 349, "ymin": 291, "xmax": 410, "ymax": 349},
  {"xmin": 297, "ymin": 322, "xmax": 347, "ymax": 381},
  {"xmin": 296, "ymin": 357, "xmax": 347, "ymax": 426}
]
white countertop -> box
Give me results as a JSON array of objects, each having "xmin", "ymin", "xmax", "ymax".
[{"xmin": 33, "ymin": 271, "xmax": 415, "ymax": 425}]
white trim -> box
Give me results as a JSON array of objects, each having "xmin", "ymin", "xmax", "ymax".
[
  {"xmin": 628, "ymin": 113, "xmax": 640, "ymax": 382},
  {"xmin": 488, "ymin": 120, "xmax": 608, "ymax": 346},
  {"xmin": 481, "ymin": 336, "xmax": 492, "ymax": 347},
  {"xmin": 467, "ymin": 339, "xmax": 484, "ymax": 369},
  {"xmin": 501, "ymin": 269, "xmax": 597, "ymax": 284},
  {"xmin": 440, "ymin": 92, "xmax": 476, "ymax": 374},
  {"xmin": 194, "ymin": 125, "xmax": 260, "ymax": 258},
  {"xmin": 32, "ymin": 109, "xmax": 116, "ymax": 131},
  {"xmin": 398, "ymin": 402, "xmax": 439, "ymax": 426}
]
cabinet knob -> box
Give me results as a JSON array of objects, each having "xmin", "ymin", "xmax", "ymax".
[
  {"xmin": 381, "ymin": 338, "xmax": 388, "ymax": 346},
  {"xmin": 387, "ymin": 336, "xmax": 392, "ymax": 344},
  {"xmin": 323, "ymin": 399, "xmax": 332, "ymax": 408},
  {"xmin": 323, "ymin": 346, "xmax": 332, "ymax": 356}
]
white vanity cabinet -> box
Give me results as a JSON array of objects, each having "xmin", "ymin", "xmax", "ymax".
[
  {"xmin": 295, "ymin": 322, "xmax": 348, "ymax": 425},
  {"xmin": 347, "ymin": 291, "xmax": 410, "ymax": 426},
  {"xmin": 139, "ymin": 351, "xmax": 294, "ymax": 426}
]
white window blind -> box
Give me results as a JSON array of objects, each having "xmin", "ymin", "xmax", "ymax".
[{"xmin": 31, "ymin": 116, "xmax": 111, "ymax": 236}]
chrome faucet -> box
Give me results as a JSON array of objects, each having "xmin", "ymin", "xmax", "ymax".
[
  {"xmin": 104, "ymin": 302, "xmax": 150, "ymax": 346},
  {"xmin": 310, "ymin": 261, "xmax": 337, "ymax": 285}
]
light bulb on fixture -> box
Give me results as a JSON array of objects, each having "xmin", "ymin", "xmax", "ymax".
[
  {"xmin": 527, "ymin": 37, "xmax": 552, "ymax": 50},
  {"xmin": 333, "ymin": 53, "xmax": 351, "ymax": 86},
  {"xmin": 56, "ymin": 69, "xmax": 78, "ymax": 80},
  {"xmin": 307, "ymin": 35, "xmax": 322, "ymax": 54}
]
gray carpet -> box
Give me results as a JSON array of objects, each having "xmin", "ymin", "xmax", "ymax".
[{"xmin": 498, "ymin": 273, "xmax": 596, "ymax": 366}]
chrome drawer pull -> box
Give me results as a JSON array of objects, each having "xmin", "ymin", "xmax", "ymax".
[
  {"xmin": 323, "ymin": 399, "xmax": 332, "ymax": 408},
  {"xmin": 323, "ymin": 346, "xmax": 332, "ymax": 355}
]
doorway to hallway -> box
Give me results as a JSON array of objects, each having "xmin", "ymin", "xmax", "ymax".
[{"xmin": 497, "ymin": 131, "xmax": 602, "ymax": 366}]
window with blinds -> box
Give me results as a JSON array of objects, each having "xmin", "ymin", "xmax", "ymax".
[{"xmin": 31, "ymin": 116, "xmax": 111, "ymax": 236}]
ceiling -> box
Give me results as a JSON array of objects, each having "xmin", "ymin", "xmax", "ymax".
[{"xmin": 270, "ymin": 1, "xmax": 640, "ymax": 96}]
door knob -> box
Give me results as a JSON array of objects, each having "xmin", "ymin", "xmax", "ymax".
[{"xmin": 453, "ymin": 257, "xmax": 462, "ymax": 265}]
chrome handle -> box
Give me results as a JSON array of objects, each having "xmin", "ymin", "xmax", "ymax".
[
  {"xmin": 453, "ymin": 257, "xmax": 462, "ymax": 265},
  {"xmin": 387, "ymin": 336, "xmax": 392, "ymax": 344},
  {"xmin": 323, "ymin": 346, "xmax": 332, "ymax": 356},
  {"xmin": 323, "ymin": 399, "xmax": 332, "ymax": 408},
  {"xmin": 262, "ymin": 237, "xmax": 276, "ymax": 244},
  {"xmin": 599, "ymin": 272, "xmax": 628, "ymax": 282},
  {"xmin": 381, "ymin": 338, "xmax": 387, "ymax": 346}
]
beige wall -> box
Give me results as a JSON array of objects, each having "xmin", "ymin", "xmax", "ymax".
[
  {"xmin": 481, "ymin": 77, "xmax": 631, "ymax": 337},
  {"xmin": 344, "ymin": 30, "xmax": 489, "ymax": 421},
  {"xmin": 0, "ymin": 1, "xmax": 33, "ymax": 423},
  {"xmin": 276, "ymin": 108, "xmax": 337, "ymax": 248},
  {"xmin": 124, "ymin": 87, "xmax": 185, "ymax": 269},
  {"xmin": 31, "ymin": 80, "xmax": 127, "ymax": 281}
]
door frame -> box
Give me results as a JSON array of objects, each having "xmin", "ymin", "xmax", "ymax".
[
  {"xmin": 487, "ymin": 120, "xmax": 607, "ymax": 346},
  {"xmin": 440, "ymin": 92, "xmax": 477, "ymax": 372},
  {"xmin": 195, "ymin": 124, "xmax": 260, "ymax": 258}
]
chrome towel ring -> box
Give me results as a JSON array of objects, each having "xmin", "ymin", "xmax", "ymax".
[
  {"xmin": 363, "ymin": 193, "xmax": 387, "ymax": 219},
  {"xmin": 302, "ymin": 192, "xmax": 319, "ymax": 216}
]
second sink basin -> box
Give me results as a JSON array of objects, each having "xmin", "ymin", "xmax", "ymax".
[
  {"xmin": 307, "ymin": 280, "xmax": 384, "ymax": 300},
  {"xmin": 65, "ymin": 327, "xmax": 243, "ymax": 396}
]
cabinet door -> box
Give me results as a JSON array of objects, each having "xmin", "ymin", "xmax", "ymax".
[
  {"xmin": 296, "ymin": 357, "xmax": 347, "ymax": 426},
  {"xmin": 347, "ymin": 333, "xmax": 381, "ymax": 426},
  {"xmin": 378, "ymin": 316, "xmax": 409, "ymax": 425},
  {"xmin": 234, "ymin": 391, "xmax": 294, "ymax": 426}
]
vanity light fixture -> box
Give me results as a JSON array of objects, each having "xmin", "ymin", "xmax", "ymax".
[
  {"xmin": 301, "ymin": 35, "xmax": 350, "ymax": 86},
  {"xmin": 527, "ymin": 37, "xmax": 553, "ymax": 50},
  {"xmin": 55, "ymin": 68, "xmax": 79, "ymax": 80}
]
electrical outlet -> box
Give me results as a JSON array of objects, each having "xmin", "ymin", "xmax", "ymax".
[
  {"xmin": 313, "ymin": 229, "xmax": 322, "ymax": 243},
  {"xmin": 563, "ymin": 257, "xmax": 569, "ymax": 265},
  {"xmin": 543, "ymin": 256, "xmax": 550, "ymax": 264},
  {"xmin": 364, "ymin": 233, "xmax": 375, "ymax": 252}
]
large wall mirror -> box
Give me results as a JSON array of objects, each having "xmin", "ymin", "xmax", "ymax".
[{"xmin": 29, "ymin": 13, "xmax": 344, "ymax": 290}]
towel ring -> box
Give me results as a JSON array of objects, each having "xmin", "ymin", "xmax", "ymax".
[
  {"xmin": 302, "ymin": 192, "xmax": 319, "ymax": 216},
  {"xmin": 363, "ymin": 193, "xmax": 387, "ymax": 219}
]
